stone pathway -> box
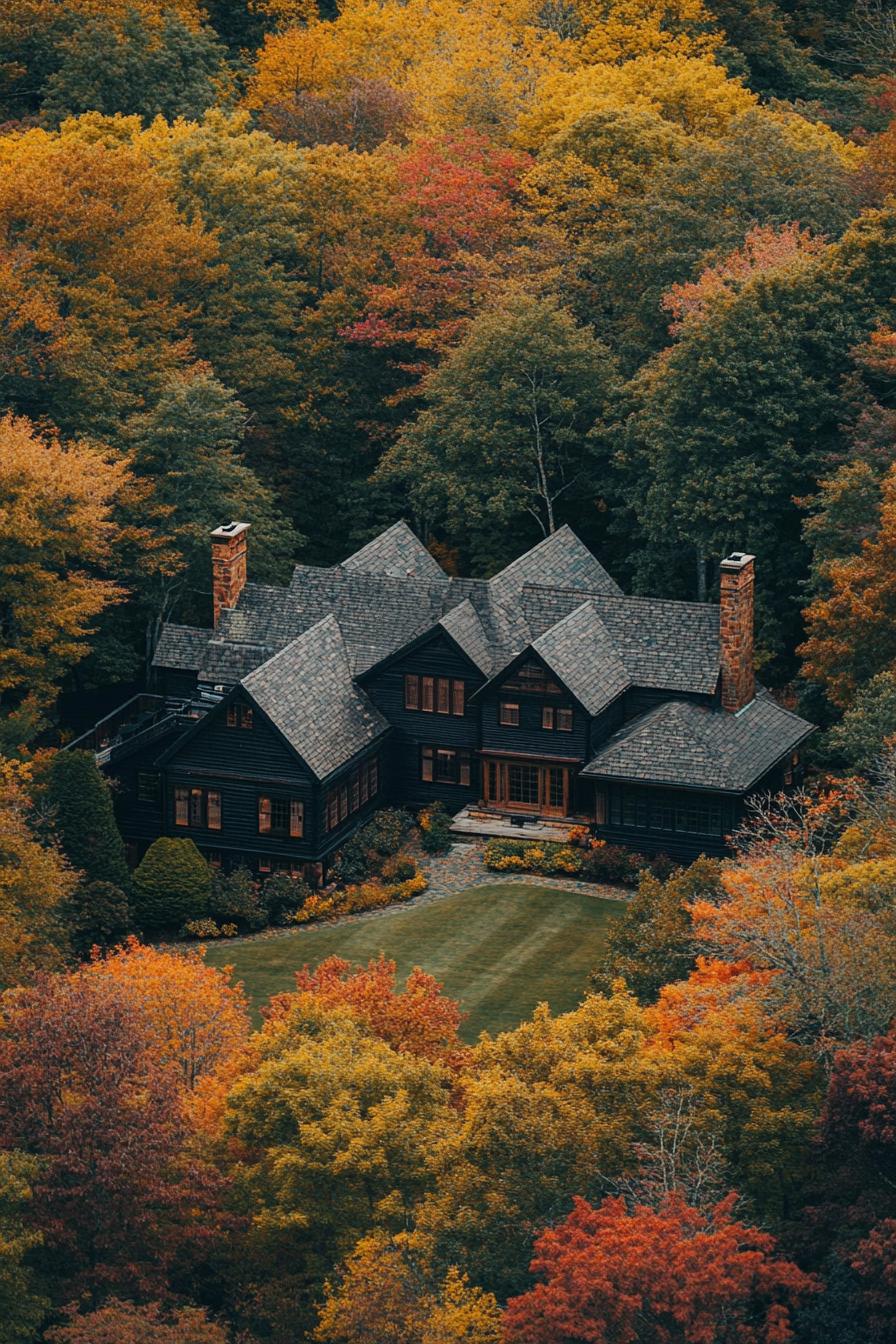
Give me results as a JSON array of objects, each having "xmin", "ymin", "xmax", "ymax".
[{"xmin": 417, "ymin": 840, "xmax": 627, "ymax": 904}]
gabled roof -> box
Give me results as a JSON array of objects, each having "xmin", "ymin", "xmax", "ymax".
[
  {"xmin": 521, "ymin": 586, "xmax": 721, "ymax": 695},
  {"xmin": 438, "ymin": 600, "xmax": 494, "ymax": 677},
  {"xmin": 342, "ymin": 521, "xmax": 446, "ymax": 581},
  {"xmin": 489, "ymin": 526, "xmax": 622, "ymax": 607},
  {"xmin": 241, "ymin": 615, "xmax": 390, "ymax": 780},
  {"xmin": 531, "ymin": 602, "xmax": 631, "ymax": 715},
  {"xmin": 152, "ymin": 624, "xmax": 211, "ymax": 672},
  {"xmin": 581, "ymin": 691, "xmax": 815, "ymax": 793}
]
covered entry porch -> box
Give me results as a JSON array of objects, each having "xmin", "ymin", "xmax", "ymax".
[{"xmin": 480, "ymin": 751, "xmax": 583, "ymax": 819}]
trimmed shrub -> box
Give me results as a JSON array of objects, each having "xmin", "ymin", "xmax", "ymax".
[
  {"xmin": 581, "ymin": 842, "xmax": 644, "ymax": 885},
  {"xmin": 40, "ymin": 749, "xmax": 131, "ymax": 892},
  {"xmin": 64, "ymin": 880, "xmax": 132, "ymax": 956},
  {"xmin": 291, "ymin": 866, "xmax": 428, "ymax": 924},
  {"xmin": 419, "ymin": 802, "xmax": 453, "ymax": 854},
  {"xmin": 210, "ymin": 865, "xmax": 268, "ymax": 931},
  {"xmin": 132, "ymin": 837, "xmax": 211, "ymax": 932}
]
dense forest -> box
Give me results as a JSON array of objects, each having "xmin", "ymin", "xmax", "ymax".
[{"xmin": 2, "ymin": 0, "xmax": 896, "ymax": 1340}]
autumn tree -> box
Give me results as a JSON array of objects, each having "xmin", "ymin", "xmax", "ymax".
[
  {"xmin": 223, "ymin": 1000, "xmax": 453, "ymax": 1338},
  {"xmin": 502, "ymin": 1193, "xmax": 818, "ymax": 1344},
  {"xmin": 0, "ymin": 762, "xmax": 73, "ymax": 989},
  {"xmin": 45, "ymin": 1299, "xmax": 231, "ymax": 1344},
  {"xmin": 315, "ymin": 1232, "xmax": 502, "ymax": 1344},
  {"xmin": 85, "ymin": 939, "xmax": 250, "ymax": 1094},
  {"xmin": 0, "ymin": 414, "xmax": 128, "ymax": 746},
  {"xmin": 378, "ymin": 291, "xmax": 617, "ymax": 570},
  {"xmin": 274, "ymin": 954, "xmax": 469, "ymax": 1070},
  {"xmin": 0, "ymin": 968, "xmax": 212, "ymax": 1299}
]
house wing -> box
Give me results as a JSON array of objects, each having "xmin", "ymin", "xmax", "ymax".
[
  {"xmin": 241, "ymin": 614, "xmax": 390, "ymax": 780},
  {"xmin": 531, "ymin": 602, "xmax": 631, "ymax": 715}
]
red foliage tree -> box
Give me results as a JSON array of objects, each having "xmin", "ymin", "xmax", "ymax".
[
  {"xmin": 270, "ymin": 954, "xmax": 470, "ymax": 1070},
  {"xmin": 345, "ymin": 130, "xmax": 531, "ymax": 368},
  {"xmin": 503, "ymin": 1193, "xmax": 817, "ymax": 1344},
  {"xmin": 0, "ymin": 970, "xmax": 219, "ymax": 1298}
]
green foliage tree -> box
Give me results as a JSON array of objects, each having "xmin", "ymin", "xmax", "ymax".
[
  {"xmin": 827, "ymin": 672, "xmax": 896, "ymax": 771},
  {"xmin": 132, "ymin": 837, "xmax": 211, "ymax": 932},
  {"xmin": 39, "ymin": 750, "xmax": 131, "ymax": 892},
  {"xmin": 64, "ymin": 881, "xmax": 132, "ymax": 958},
  {"xmin": 210, "ymin": 865, "xmax": 267, "ymax": 931},
  {"xmin": 379, "ymin": 291, "xmax": 618, "ymax": 571},
  {"xmin": 0, "ymin": 1152, "xmax": 48, "ymax": 1344},
  {"xmin": 590, "ymin": 858, "xmax": 722, "ymax": 1002},
  {"xmin": 41, "ymin": 10, "xmax": 231, "ymax": 127}
]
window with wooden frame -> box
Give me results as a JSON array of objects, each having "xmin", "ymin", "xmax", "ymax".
[
  {"xmin": 452, "ymin": 679, "xmax": 465, "ymax": 716},
  {"xmin": 259, "ymin": 796, "xmax": 304, "ymax": 838},
  {"xmin": 499, "ymin": 701, "xmax": 520, "ymax": 726},
  {"xmin": 227, "ymin": 703, "xmax": 255, "ymax": 729},
  {"xmin": 437, "ymin": 677, "xmax": 450, "ymax": 714},
  {"xmin": 421, "ymin": 676, "xmax": 435, "ymax": 712},
  {"xmin": 557, "ymin": 707, "xmax": 573, "ymax": 732},
  {"xmin": 368, "ymin": 756, "xmax": 379, "ymax": 797},
  {"xmin": 325, "ymin": 757, "xmax": 379, "ymax": 831},
  {"xmin": 175, "ymin": 786, "xmax": 220, "ymax": 829},
  {"xmin": 421, "ymin": 746, "xmax": 471, "ymax": 786},
  {"xmin": 595, "ymin": 789, "xmax": 607, "ymax": 825},
  {"xmin": 542, "ymin": 706, "xmax": 554, "ymax": 730},
  {"xmin": 404, "ymin": 674, "xmax": 419, "ymax": 710}
]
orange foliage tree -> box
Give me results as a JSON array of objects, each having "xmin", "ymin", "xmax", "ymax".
[
  {"xmin": 269, "ymin": 954, "xmax": 469, "ymax": 1071},
  {"xmin": 502, "ymin": 1193, "xmax": 818, "ymax": 1344}
]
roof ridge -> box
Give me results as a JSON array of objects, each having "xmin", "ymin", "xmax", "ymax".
[
  {"xmin": 242, "ymin": 612, "xmax": 344, "ymax": 686},
  {"xmin": 523, "ymin": 582, "xmax": 721, "ymax": 616}
]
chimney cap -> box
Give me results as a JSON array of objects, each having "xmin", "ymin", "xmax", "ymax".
[
  {"xmin": 720, "ymin": 551, "xmax": 755, "ymax": 572},
  {"xmin": 211, "ymin": 521, "xmax": 250, "ymax": 541}
]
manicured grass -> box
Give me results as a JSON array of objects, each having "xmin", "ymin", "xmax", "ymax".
[{"xmin": 204, "ymin": 882, "xmax": 623, "ymax": 1041}]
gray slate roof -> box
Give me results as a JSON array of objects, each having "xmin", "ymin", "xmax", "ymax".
[
  {"xmin": 581, "ymin": 691, "xmax": 815, "ymax": 792},
  {"xmin": 152, "ymin": 624, "xmax": 211, "ymax": 671},
  {"xmin": 342, "ymin": 521, "xmax": 447, "ymax": 581},
  {"xmin": 532, "ymin": 602, "xmax": 631, "ymax": 715},
  {"xmin": 241, "ymin": 614, "xmax": 389, "ymax": 780},
  {"xmin": 438, "ymin": 600, "xmax": 495, "ymax": 677}
]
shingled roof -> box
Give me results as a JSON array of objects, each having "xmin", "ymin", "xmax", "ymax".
[
  {"xmin": 581, "ymin": 692, "xmax": 815, "ymax": 793},
  {"xmin": 531, "ymin": 602, "xmax": 631, "ymax": 715},
  {"xmin": 241, "ymin": 615, "xmax": 390, "ymax": 780},
  {"xmin": 152, "ymin": 624, "xmax": 211, "ymax": 671},
  {"xmin": 342, "ymin": 521, "xmax": 447, "ymax": 582}
]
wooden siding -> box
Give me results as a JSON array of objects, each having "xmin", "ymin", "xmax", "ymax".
[
  {"xmin": 480, "ymin": 692, "xmax": 588, "ymax": 761},
  {"xmin": 590, "ymin": 781, "xmax": 739, "ymax": 860}
]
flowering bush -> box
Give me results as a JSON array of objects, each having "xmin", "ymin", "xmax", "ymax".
[
  {"xmin": 180, "ymin": 918, "xmax": 239, "ymax": 939},
  {"xmin": 381, "ymin": 851, "xmax": 418, "ymax": 881},
  {"xmin": 291, "ymin": 867, "xmax": 428, "ymax": 924},
  {"xmin": 580, "ymin": 840, "xmax": 644, "ymax": 885},
  {"xmin": 419, "ymin": 801, "xmax": 454, "ymax": 853},
  {"xmin": 483, "ymin": 839, "xmax": 584, "ymax": 876}
]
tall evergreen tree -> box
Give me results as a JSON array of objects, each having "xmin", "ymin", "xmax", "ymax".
[{"xmin": 40, "ymin": 751, "xmax": 131, "ymax": 894}]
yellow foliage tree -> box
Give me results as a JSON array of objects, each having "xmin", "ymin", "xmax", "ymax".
[
  {"xmin": 0, "ymin": 412, "xmax": 129, "ymax": 741},
  {"xmin": 0, "ymin": 760, "xmax": 73, "ymax": 988}
]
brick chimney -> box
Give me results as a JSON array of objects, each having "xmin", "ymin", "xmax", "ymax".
[
  {"xmin": 211, "ymin": 522, "xmax": 249, "ymax": 628},
  {"xmin": 719, "ymin": 552, "xmax": 756, "ymax": 712}
]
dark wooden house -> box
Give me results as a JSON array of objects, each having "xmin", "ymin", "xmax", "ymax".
[{"xmin": 82, "ymin": 520, "xmax": 815, "ymax": 877}]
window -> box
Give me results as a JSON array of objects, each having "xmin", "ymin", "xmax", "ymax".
[
  {"xmin": 208, "ymin": 850, "xmax": 222, "ymax": 869},
  {"xmin": 595, "ymin": 789, "xmax": 607, "ymax": 825},
  {"xmin": 674, "ymin": 803, "xmax": 721, "ymax": 836},
  {"xmin": 259, "ymin": 796, "xmax": 304, "ymax": 839},
  {"xmin": 557, "ymin": 707, "xmax": 573, "ymax": 732},
  {"xmin": 499, "ymin": 701, "xmax": 520, "ymax": 726},
  {"xmin": 542, "ymin": 706, "xmax": 554, "ymax": 730},
  {"xmin": 404, "ymin": 674, "xmax": 419, "ymax": 710},
  {"xmin": 257, "ymin": 857, "xmax": 272, "ymax": 874},
  {"xmin": 137, "ymin": 771, "xmax": 160, "ymax": 803},
  {"xmin": 325, "ymin": 756, "xmax": 379, "ymax": 831},
  {"xmin": 542, "ymin": 706, "xmax": 573, "ymax": 732},
  {"xmin": 503, "ymin": 660, "xmax": 563, "ymax": 695},
  {"xmin": 175, "ymin": 787, "xmax": 220, "ymax": 830},
  {"xmin": 421, "ymin": 746, "xmax": 471, "ymax": 786},
  {"xmin": 207, "ymin": 791, "xmax": 222, "ymax": 831},
  {"xmin": 226, "ymin": 703, "xmax": 254, "ymax": 729},
  {"xmin": 404, "ymin": 674, "xmax": 466, "ymax": 716}
]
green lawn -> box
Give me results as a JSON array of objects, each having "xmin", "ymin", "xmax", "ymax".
[{"xmin": 205, "ymin": 882, "xmax": 623, "ymax": 1041}]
